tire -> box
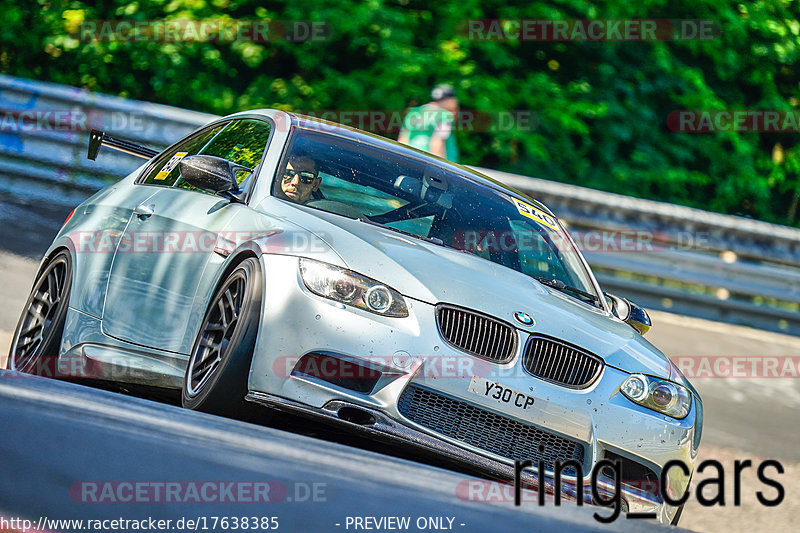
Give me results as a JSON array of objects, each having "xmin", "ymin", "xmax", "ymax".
[
  {"xmin": 182, "ymin": 257, "xmax": 265, "ymax": 418},
  {"xmin": 8, "ymin": 250, "xmax": 73, "ymax": 376}
]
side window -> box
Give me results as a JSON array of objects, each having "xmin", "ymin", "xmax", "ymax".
[
  {"xmin": 139, "ymin": 123, "xmax": 227, "ymax": 186},
  {"xmin": 175, "ymin": 119, "xmax": 272, "ymax": 193}
]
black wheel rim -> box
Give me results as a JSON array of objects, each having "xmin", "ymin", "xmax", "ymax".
[
  {"xmin": 186, "ymin": 272, "xmax": 246, "ymax": 396},
  {"xmin": 12, "ymin": 255, "xmax": 69, "ymax": 373}
]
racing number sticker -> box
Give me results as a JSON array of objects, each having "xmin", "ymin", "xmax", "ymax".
[
  {"xmin": 154, "ymin": 151, "xmax": 188, "ymax": 180},
  {"xmin": 512, "ymin": 198, "xmax": 559, "ymax": 231}
]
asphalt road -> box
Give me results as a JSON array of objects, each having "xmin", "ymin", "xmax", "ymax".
[
  {"xmin": 1, "ymin": 197, "xmax": 798, "ymax": 532},
  {"xmin": 4, "ymin": 372, "xmax": 666, "ymax": 533}
]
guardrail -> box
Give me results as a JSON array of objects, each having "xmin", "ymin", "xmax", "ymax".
[
  {"xmin": 481, "ymin": 168, "xmax": 800, "ymax": 266},
  {"xmin": 479, "ymin": 167, "xmax": 800, "ymax": 336},
  {"xmin": 0, "ymin": 74, "xmax": 214, "ymax": 207},
  {"xmin": 1, "ymin": 74, "xmax": 798, "ymax": 336}
]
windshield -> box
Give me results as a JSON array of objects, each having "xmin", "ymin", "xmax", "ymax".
[{"xmin": 273, "ymin": 128, "xmax": 600, "ymax": 306}]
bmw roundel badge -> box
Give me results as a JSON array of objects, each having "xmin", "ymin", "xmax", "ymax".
[{"xmin": 514, "ymin": 312, "xmax": 534, "ymax": 326}]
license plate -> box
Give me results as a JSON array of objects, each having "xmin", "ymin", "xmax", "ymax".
[{"xmin": 468, "ymin": 376, "xmax": 536, "ymax": 410}]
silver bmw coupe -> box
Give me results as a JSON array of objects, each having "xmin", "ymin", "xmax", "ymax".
[{"xmin": 7, "ymin": 110, "xmax": 702, "ymax": 524}]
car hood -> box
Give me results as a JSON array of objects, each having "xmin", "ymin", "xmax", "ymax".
[{"xmin": 283, "ymin": 206, "xmax": 683, "ymax": 382}]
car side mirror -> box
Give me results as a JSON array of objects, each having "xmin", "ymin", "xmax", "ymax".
[
  {"xmin": 179, "ymin": 155, "xmax": 251, "ymax": 201},
  {"xmin": 605, "ymin": 292, "xmax": 652, "ymax": 335}
]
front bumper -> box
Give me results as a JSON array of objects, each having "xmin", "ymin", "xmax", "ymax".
[
  {"xmin": 245, "ymin": 391, "xmax": 669, "ymax": 522},
  {"xmin": 248, "ymin": 255, "xmax": 698, "ymax": 524}
]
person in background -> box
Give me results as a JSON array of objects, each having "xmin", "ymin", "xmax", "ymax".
[{"xmin": 398, "ymin": 84, "xmax": 460, "ymax": 163}]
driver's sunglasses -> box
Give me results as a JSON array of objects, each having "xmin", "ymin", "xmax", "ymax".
[{"xmin": 282, "ymin": 169, "xmax": 317, "ymax": 184}]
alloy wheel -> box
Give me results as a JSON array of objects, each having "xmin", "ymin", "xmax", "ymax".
[
  {"xmin": 185, "ymin": 272, "xmax": 246, "ymax": 396},
  {"xmin": 11, "ymin": 253, "xmax": 70, "ymax": 373}
]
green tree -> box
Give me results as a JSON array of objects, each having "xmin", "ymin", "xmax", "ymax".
[{"xmin": 1, "ymin": 0, "xmax": 799, "ymax": 225}]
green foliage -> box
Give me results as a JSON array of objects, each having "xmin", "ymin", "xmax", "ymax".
[{"xmin": 2, "ymin": 0, "xmax": 800, "ymax": 225}]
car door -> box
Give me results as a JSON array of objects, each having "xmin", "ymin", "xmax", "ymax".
[{"xmin": 102, "ymin": 118, "xmax": 273, "ymax": 353}]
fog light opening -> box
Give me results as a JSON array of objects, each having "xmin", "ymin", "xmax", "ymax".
[{"xmin": 337, "ymin": 406, "xmax": 377, "ymax": 426}]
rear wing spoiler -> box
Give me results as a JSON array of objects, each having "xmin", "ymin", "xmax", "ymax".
[{"xmin": 87, "ymin": 129, "xmax": 159, "ymax": 161}]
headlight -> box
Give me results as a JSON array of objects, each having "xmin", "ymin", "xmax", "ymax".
[
  {"xmin": 620, "ymin": 374, "xmax": 692, "ymax": 419},
  {"xmin": 299, "ymin": 258, "xmax": 409, "ymax": 318}
]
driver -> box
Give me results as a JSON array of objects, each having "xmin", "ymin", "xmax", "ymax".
[{"xmin": 279, "ymin": 155, "xmax": 321, "ymax": 204}]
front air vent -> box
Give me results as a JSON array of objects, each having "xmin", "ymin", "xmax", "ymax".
[
  {"xmin": 435, "ymin": 304, "xmax": 516, "ymax": 363},
  {"xmin": 398, "ymin": 384, "xmax": 586, "ymax": 472}
]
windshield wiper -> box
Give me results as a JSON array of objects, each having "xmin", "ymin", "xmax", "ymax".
[
  {"xmin": 533, "ymin": 276, "xmax": 600, "ymax": 305},
  {"xmin": 357, "ymin": 217, "xmax": 447, "ymax": 248}
]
